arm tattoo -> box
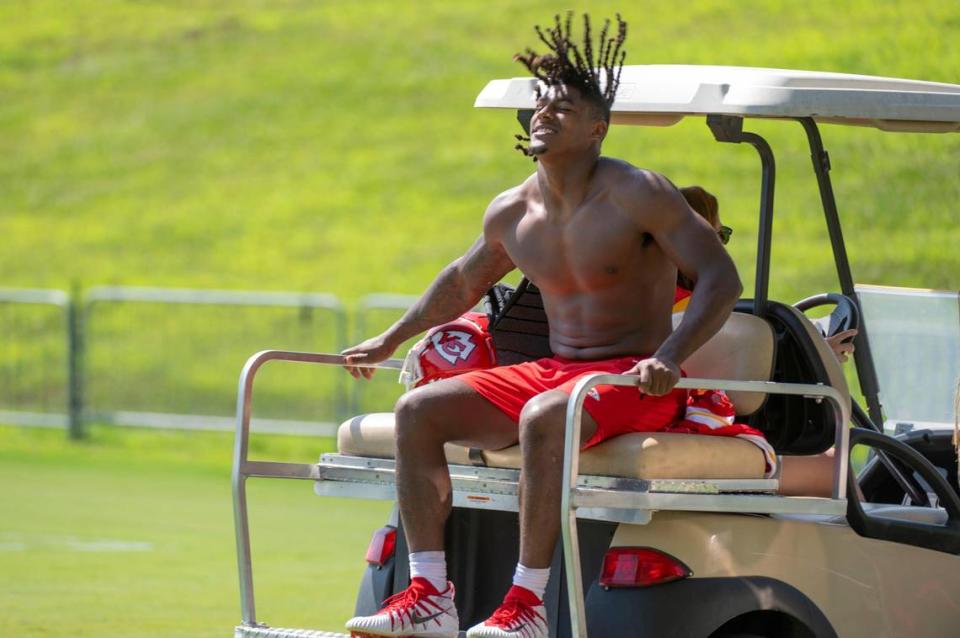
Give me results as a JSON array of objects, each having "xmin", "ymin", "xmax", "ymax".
[{"xmin": 389, "ymin": 236, "xmax": 513, "ymax": 344}]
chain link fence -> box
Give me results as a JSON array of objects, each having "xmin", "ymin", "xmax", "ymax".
[
  {"xmin": 0, "ymin": 288, "xmax": 80, "ymax": 436},
  {"xmin": 0, "ymin": 286, "xmax": 415, "ymax": 438}
]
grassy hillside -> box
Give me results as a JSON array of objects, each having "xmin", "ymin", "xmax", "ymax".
[{"xmin": 3, "ymin": 1, "xmax": 959, "ymax": 304}]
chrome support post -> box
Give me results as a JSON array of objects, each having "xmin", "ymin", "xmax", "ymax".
[
  {"xmin": 706, "ymin": 115, "xmax": 776, "ymax": 315},
  {"xmin": 560, "ymin": 375, "xmax": 592, "ymax": 638},
  {"xmin": 233, "ymin": 351, "xmax": 270, "ymax": 627}
]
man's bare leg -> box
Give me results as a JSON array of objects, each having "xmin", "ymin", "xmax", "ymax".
[
  {"xmin": 778, "ymin": 448, "xmax": 835, "ymax": 497},
  {"xmin": 347, "ymin": 379, "xmax": 515, "ymax": 635},
  {"xmin": 394, "ymin": 378, "xmax": 520, "ymax": 552},
  {"xmin": 516, "ymin": 390, "xmax": 598, "ymax": 568},
  {"xmin": 460, "ymin": 390, "xmax": 596, "ymax": 637}
]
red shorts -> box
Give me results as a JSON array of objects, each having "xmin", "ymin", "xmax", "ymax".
[{"xmin": 456, "ymin": 355, "xmax": 687, "ymax": 449}]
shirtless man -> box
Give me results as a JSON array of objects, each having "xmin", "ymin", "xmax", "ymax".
[{"xmin": 343, "ymin": 14, "xmax": 741, "ymax": 638}]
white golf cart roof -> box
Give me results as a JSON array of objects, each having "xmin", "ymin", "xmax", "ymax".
[{"xmin": 475, "ymin": 65, "xmax": 960, "ymax": 132}]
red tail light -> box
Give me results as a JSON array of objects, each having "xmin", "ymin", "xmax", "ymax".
[
  {"xmin": 364, "ymin": 526, "xmax": 397, "ymax": 567},
  {"xmin": 599, "ymin": 547, "xmax": 692, "ymax": 588}
]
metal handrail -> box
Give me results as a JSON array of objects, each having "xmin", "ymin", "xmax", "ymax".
[
  {"xmin": 232, "ymin": 351, "xmax": 850, "ymax": 632},
  {"xmin": 232, "ymin": 350, "xmax": 402, "ymax": 626},
  {"xmin": 559, "ymin": 374, "xmax": 849, "ymax": 638}
]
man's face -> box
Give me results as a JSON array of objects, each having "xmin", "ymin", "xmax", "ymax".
[{"xmin": 528, "ymin": 84, "xmax": 607, "ymax": 157}]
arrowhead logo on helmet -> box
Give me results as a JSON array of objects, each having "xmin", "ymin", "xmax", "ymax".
[
  {"xmin": 399, "ymin": 312, "xmax": 498, "ymax": 389},
  {"xmin": 431, "ymin": 330, "xmax": 478, "ymax": 365}
]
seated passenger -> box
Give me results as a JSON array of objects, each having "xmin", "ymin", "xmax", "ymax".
[
  {"xmin": 679, "ymin": 184, "xmax": 851, "ymax": 497},
  {"xmin": 674, "ymin": 186, "xmax": 730, "ymax": 312},
  {"xmin": 677, "ymin": 184, "xmax": 858, "ymax": 359}
]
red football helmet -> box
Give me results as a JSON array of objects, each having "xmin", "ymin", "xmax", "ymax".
[{"xmin": 400, "ymin": 312, "xmax": 496, "ymax": 389}]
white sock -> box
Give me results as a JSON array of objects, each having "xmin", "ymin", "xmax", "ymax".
[
  {"xmin": 409, "ymin": 551, "xmax": 447, "ymax": 592},
  {"xmin": 512, "ymin": 563, "xmax": 550, "ymax": 601}
]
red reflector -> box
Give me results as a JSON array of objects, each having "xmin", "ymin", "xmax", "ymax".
[
  {"xmin": 364, "ymin": 526, "xmax": 397, "ymax": 567},
  {"xmin": 599, "ymin": 547, "xmax": 691, "ymax": 588}
]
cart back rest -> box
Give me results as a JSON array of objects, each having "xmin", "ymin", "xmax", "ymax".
[{"xmin": 672, "ymin": 311, "xmax": 774, "ymax": 415}]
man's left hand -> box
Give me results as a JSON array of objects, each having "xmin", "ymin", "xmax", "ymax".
[{"xmin": 626, "ymin": 356, "xmax": 681, "ymax": 396}]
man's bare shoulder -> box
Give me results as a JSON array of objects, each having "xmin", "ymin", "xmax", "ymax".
[
  {"xmin": 598, "ymin": 158, "xmax": 685, "ymax": 224},
  {"xmin": 483, "ymin": 177, "xmax": 535, "ymax": 235},
  {"xmin": 597, "ymin": 158, "xmax": 677, "ymax": 200}
]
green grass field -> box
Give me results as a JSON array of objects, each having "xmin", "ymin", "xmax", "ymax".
[
  {"xmin": 2, "ymin": 1, "xmax": 960, "ymax": 635},
  {"xmin": 0, "ymin": 424, "xmax": 392, "ymax": 637}
]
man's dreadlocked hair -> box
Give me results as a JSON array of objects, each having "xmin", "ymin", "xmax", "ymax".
[{"xmin": 513, "ymin": 12, "xmax": 627, "ymax": 158}]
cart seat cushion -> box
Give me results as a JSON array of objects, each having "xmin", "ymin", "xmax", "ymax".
[
  {"xmin": 337, "ymin": 413, "xmax": 766, "ymax": 479},
  {"xmin": 337, "ymin": 412, "xmax": 477, "ymax": 466},
  {"xmin": 336, "ymin": 311, "xmax": 776, "ymax": 479}
]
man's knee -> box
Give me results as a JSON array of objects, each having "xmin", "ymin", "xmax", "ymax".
[
  {"xmin": 519, "ymin": 392, "xmax": 567, "ymax": 448},
  {"xmin": 394, "ymin": 388, "xmax": 424, "ymax": 422},
  {"xmin": 394, "ymin": 388, "xmax": 432, "ymax": 443},
  {"xmin": 394, "ymin": 385, "xmax": 456, "ymax": 446}
]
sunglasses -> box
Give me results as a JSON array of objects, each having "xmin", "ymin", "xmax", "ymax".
[{"xmin": 718, "ymin": 225, "xmax": 733, "ymax": 245}]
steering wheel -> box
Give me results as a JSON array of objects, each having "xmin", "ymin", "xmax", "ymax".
[
  {"xmin": 793, "ymin": 292, "xmax": 860, "ymax": 340},
  {"xmin": 794, "ymin": 292, "xmax": 931, "ymax": 506},
  {"xmin": 846, "ymin": 428, "xmax": 960, "ymax": 554}
]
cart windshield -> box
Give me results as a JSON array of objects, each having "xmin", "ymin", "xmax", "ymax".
[{"xmin": 856, "ymin": 284, "xmax": 960, "ymax": 434}]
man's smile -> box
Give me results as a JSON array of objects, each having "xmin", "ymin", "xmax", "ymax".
[{"xmin": 532, "ymin": 125, "xmax": 558, "ymax": 135}]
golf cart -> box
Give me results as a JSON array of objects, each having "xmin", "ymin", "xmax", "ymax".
[{"xmin": 230, "ymin": 66, "xmax": 960, "ymax": 637}]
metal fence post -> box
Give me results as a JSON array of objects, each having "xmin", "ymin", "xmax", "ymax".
[
  {"xmin": 331, "ymin": 300, "xmax": 349, "ymax": 423},
  {"xmin": 66, "ymin": 290, "xmax": 84, "ymax": 439}
]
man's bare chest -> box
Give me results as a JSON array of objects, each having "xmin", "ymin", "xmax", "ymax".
[{"xmin": 502, "ymin": 207, "xmax": 653, "ymax": 292}]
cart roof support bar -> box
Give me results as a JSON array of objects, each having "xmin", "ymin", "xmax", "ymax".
[{"xmin": 797, "ymin": 117, "xmax": 884, "ymax": 427}]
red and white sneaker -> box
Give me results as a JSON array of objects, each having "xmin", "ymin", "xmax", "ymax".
[
  {"xmin": 345, "ymin": 577, "xmax": 460, "ymax": 637},
  {"xmin": 466, "ymin": 586, "xmax": 547, "ymax": 638}
]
